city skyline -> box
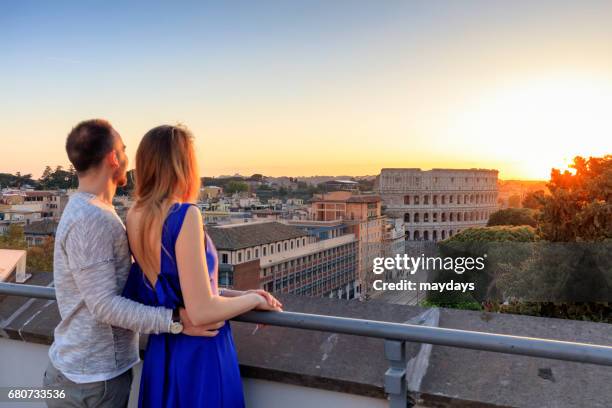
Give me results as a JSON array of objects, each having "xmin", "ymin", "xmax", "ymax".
[{"xmin": 3, "ymin": 1, "xmax": 612, "ymax": 180}]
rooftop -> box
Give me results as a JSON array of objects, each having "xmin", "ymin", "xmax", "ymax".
[
  {"xmin": 208, "ymin": 221, "xmax": 309, "ymax": 250},
  {"xmin": 23, "ymin": 219, "xmax": 58, "ymax": 236},
  {"xmin": 259, "ymin": 234, "xmax": 356, "ymax": 266},
  {"xmin": 1, "ymin": 275, "xmax": 611, "ymax": 407},
  {"xmin": 309, "ymin": 191, "xmax": 382, "ymax": 203},
  {"xmin": 380, "ymin": 168, "xmax": 499, "ymax": 174},
  {"xmin": 324, "ymin": 180, "xmax": 359, "ymax": 184}
]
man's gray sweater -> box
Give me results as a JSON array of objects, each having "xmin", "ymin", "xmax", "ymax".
[{"xmin": 49, "ymin": 191, "xmax": 172, "ymax": 383}]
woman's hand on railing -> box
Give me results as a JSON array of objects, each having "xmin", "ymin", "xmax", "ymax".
[{"xmin": 245, "ymin": 289, "xmax": 283, "ymax": 311}]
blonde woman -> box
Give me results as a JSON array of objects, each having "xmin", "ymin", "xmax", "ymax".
[{"xmin": 121, "ymin": 124, "xmax": 282, "ymax": 408}]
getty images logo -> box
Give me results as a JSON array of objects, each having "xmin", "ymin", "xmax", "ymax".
[{"xmin": 372, "ymin": 253, "xmax": 487, "ymax": 275}]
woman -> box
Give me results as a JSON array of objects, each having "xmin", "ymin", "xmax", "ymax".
[{"xmin": 121, "ymin": 124, "xmax": 282, "ymax": 407}]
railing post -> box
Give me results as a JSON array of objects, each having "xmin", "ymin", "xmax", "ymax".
[{"xmin": 384, "ymin": 339, "xmax": 413, "ymax": 408}]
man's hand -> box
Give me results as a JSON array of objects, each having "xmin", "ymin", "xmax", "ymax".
[{"xmin": 179, "ymin": 307, "xmax": 224, "ymax": 337}]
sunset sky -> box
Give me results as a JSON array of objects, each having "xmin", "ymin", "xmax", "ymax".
[{"xmin": 2, "ymin": 1, "xmax": 612, "ymax": 180}]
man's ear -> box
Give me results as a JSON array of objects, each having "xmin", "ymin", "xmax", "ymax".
[{"xmin": 107, "ymin": 150, "xmax": 119, "ymax": 168}]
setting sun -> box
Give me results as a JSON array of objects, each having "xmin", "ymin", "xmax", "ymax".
[{"xmin": 449, "ymin": 73, "xmax": 612, "ymax": 179}]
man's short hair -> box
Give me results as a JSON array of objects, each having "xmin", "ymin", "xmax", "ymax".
[{"xmin": 66, "ymin": 119, "xmax": 115, "ymax": 173}]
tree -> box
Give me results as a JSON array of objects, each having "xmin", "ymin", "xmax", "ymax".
[
  {"xmin": 225, "ymin": 181, "xmax": 248, "ymax": 195},
  {"xmin": 507, "ymin": 194, "xmax": 522, "ymax": 208},
  {"xmin": 487, "ymin": 208, "xmax": 537, "ymax": 227},
  {"xmin": 427, "ymin": 226, "xmax": 538, "ymax": 307},
  {"xmin": 0, "ymin": 225, "xmax": 54, "ymax": 273},
  {"xmin": 26, "ymin": 237, "xmax": 54, "ymax": 272},
  {"xmin": 522, "ymin": 190, "xmax": 546, "ymax": 210},
  {"xmin": 538, "ymin": 155, "xmax": 611, "ymax": 242},
  {"xmin": 0, "ymin": 172, "xmax": 37, "ymax": 189},
  {"xmin": 493, "ymin": 156, "xmax": 612, "ymax": 321},
  {"xmin": 38, "ymin": 165, "xmax": 76, "ymax": 190},
  {"xmin": 40, "ymin": 166, "xmax": 52, "ymax": 183},
  {"xmin": 0, "ymin": 224, "xmax": 26, "ymax": 249}
]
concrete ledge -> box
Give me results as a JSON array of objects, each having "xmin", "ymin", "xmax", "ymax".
[{"xmin": 1, "ymin": 273, "xmax": 611, "ymax": 408}]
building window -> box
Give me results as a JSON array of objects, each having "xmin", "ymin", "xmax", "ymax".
[
  {"xmin": 238, "ymin": 252, "xmax": 242, "ymax": 262},
  {"xmin": 246, "ymin": 250, "xmax": 251, "ymax": 260},
  {"xmin": 255, "ymin": 248, "xmax": 259, "ymax": 257},
  {"xmin": 284, "ymin": 242, "xmax": 288, "ymax": 250},
  {"xmin": 222, "ymin": 253, "xmax": 228, "ymax": 263},
  {"xmin": 263, "ymin": 247, "xmax": 267, "ymax": 256}
]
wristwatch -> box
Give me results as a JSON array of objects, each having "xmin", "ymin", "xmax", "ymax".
[{"xmin": 169, "ymin": 308, "xmax": 184, "ymax": 334}]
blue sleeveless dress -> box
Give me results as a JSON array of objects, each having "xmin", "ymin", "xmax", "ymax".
[{"xmin": 121, "ymin": 203, "xmax": 245, "ymax": 408}]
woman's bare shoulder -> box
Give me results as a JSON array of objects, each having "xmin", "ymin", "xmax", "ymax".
[
  {"xmin": 182, "ymin": 204, "xmax": 203, "ymax": 229},
  {"xmin": 126, "ymin": 206, "xmax": 143, "ymax": 231}
]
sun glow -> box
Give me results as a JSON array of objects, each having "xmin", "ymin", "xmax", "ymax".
[{"xmin": 449, "ymin": 74, "xmax": 612, "ymax": 179}]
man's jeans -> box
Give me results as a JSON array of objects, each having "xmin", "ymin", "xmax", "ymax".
[{"xmin": 42, "ymin": 360, "xmax": 133, "ymax": 407}]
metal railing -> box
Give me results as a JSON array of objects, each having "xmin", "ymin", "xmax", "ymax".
[{"xmin": 2, "ymin": 282, "xmax": 612, "ymax": 408}]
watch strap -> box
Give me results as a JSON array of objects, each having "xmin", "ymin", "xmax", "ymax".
[{"xmin": 172, "ymin": 307, "xmax": 181, "ymax": 323}]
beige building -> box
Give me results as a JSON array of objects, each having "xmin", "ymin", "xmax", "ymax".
[
  {"xmin": 200, "ymin": 186, "xmax": 223, "ymax": 200},
  {"xmin": 376, "ymin": 168, "xmax": 499, "ymax": 241}
]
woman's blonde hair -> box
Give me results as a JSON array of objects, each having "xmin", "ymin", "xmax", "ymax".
[{"xmin": 132, "ymin": 124, "xmax": 200, "ymax": 281}]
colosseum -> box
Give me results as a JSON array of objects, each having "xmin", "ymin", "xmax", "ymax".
[{"xmin": 375, "ymin": 168, "xmax": 499, "ymax": 241}]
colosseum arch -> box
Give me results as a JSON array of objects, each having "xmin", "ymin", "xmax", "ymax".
[{"xmin": 377, "ymin": 168, "xmax": 499, "ymax": 241}]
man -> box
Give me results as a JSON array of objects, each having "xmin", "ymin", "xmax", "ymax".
[{"xmin": 43, "ymin": 119, "xmax": 221, "ymax": 407}]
